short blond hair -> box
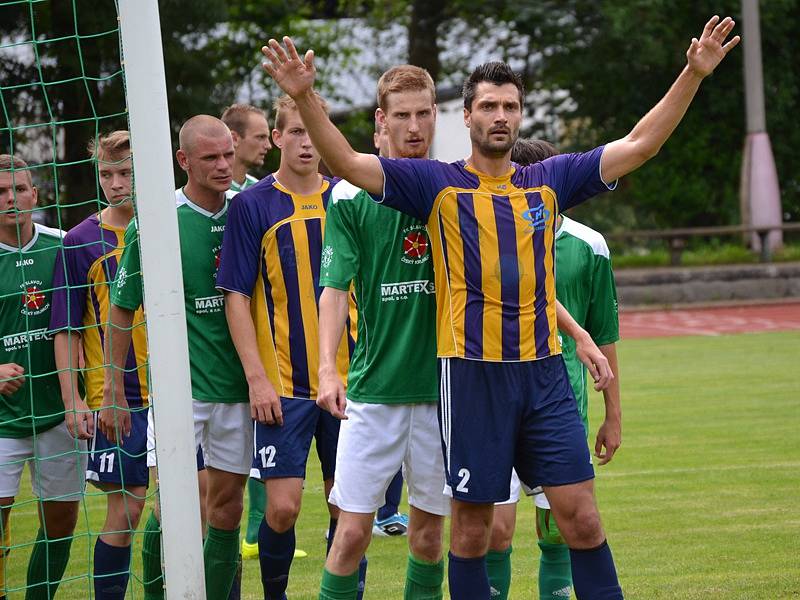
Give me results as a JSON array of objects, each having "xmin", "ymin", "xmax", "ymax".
[
  {"xmin": 273, "ymin": 92, "xmax": 328, "ymax": 132},
  {"xmin": 0, "ymin": 154, "xmax": 32, "ymax": 184},
  {"xmin": 88, "ymin": 130, "xmax": 131, "ymax": 162},
  {"xmin": 377, "ymin": 65, "xmax": 436, "ymax": 111},
  {"xmin": 221, "ymin": 104, "xmax": 267, "ymax": 137}
]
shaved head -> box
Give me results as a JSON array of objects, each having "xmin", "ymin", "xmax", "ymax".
[{"xmin": 179, "ymin": 115, "xmax": 232, "ymax": 154}]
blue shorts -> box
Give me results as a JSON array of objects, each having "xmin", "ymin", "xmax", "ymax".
[
  {"xmin": 251, "ymin": 398, "xmax": 340, "ymax": 480},
  {"xmin": 438, "ymin": 355, "xmax": 593, "ymax": 503},
  {"xmin": 87, "ymin": 408, "xmax": 149, "ymax": 487}
]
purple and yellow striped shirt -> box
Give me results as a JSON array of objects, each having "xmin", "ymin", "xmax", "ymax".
[
  {"xmin": 375, "ymin": 146, "xmax": 615, "ymax": 362},
  {"xmin": 217, "ymin": 175, "xmax": 356, "ymax": 400},
  {"xmin": 50, "ymin": 214, "xmax": 149, "ymax": 409}
]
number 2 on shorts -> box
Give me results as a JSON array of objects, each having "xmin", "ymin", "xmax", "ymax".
[{"xmin": 456, "ymin": 467, "xmax": 470, "ymax": 493}]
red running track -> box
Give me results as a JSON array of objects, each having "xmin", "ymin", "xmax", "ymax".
[{"xmin": 620, "ymin": 302, "xmax": 800, "ymax": 339}]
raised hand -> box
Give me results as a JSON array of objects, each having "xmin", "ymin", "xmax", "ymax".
[
  {"xmin": 261, "ymin": 36, "xmax": 316, "ymax": 98},
  {"xmin": 687, "ymin": 15, "xmax": 741, "ymax": 78}
]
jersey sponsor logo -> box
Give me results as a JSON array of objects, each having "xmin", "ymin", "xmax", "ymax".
[
  {"xmin": 194, "ymin": 294, "xmax": 224, "ymax": 314},
  {"xmin": 16, "ymin": 258, "xmax": 34, "ymax": 268},
  {"xmin": 321, "ymin": 245, "xmax": 334, "ymax": 269},
  {"xmin": 116, "ymin": 266, "xmax": 129, "ymax": 290},
  {"xmin": 380, "ymin": 279, "xmax": 434, "ymax": 302},
  {"xmin": 301, "ymin": 204, "xmax": 319, "ymax": 211},
  {"xmin": 3, "ymin": 327, "xmax": 51, "ymax": 352},
  {"xmin": 521, "ymin": 203, "xmax": 551, "ymax": 233},
  {"xmin": 400, "ymin": 225, "xmax": 430, "ymax": 265},
  {"xmin": 20, "ymin": 280, "xmax": 49, "ymax": 316},
  {"xmin": 211, "ymin": 225, "xmax": 225, "ymax": 233}
]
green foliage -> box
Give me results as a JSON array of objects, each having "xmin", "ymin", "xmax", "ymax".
[{"xmin": 526, "ymin": 0, "xmax": 799, "ymax": 227}]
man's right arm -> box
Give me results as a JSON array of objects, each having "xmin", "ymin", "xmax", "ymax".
[
  {"xmin": 317, "ymin": 287, "xmax": 350, "ymax": 419},
  {"xmin": 101, "ymin": 303, "xmax": 135, "ymax": 443},
  {"xmin": 224, "ymin": 292, "xmax": 283, "ymax": 426},
  {"xmin": 261, "ymin": 37, "xmax": 383, "ymax": 195},
  {"xmin": 54, "ymin": 331, "xmax": 93, "ymax": 439}
]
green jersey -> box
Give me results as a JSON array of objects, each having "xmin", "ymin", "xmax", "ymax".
[
  {"xmin": 319, "ymin": 181, "xmax": 437, "ymax": 404},
  {"xmin": 555, "ymin": 216, "xmax": 619, "ymax": 430},
  {"xmin": 229, "ymin": 174, "xmax": 258, "ymax": 193},
  {"xmin": 0, "ymin": 224, "xmax": 65, "ymax": 438},
  {"xmin": 111, "ymin": 189, "xmax": 248, "ymax": 403}
]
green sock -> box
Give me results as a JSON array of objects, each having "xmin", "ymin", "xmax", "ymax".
[
  {"xmin": 142, "ymin": 511, "xmax": 164, "ymax": 600},
  {"xmin": 204, "ymin": 525, "xmax": 240, "ymax": 599},
  {"xmin": 404, "ymin": 553, "xmax": 444, "ymax": 600},
  {"xmin": 319, "ymin": 567, "xmax": 360, "ymax": 600},
  {"xmin": 245, "ymin": 478, "xmax": 266, "ymax": 544},
  {"xmin": 25, "ymin": 528, "xmax": 72, "ymax": 600},
  {"xmin": 486, "ymin": 546, "xmax": 512, "ymax": 600},
  {"xmin": 537, "ymin": 540, "xmax": 572, "ymax": 600}
]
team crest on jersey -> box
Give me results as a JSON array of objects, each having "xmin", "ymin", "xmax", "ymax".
[
  {"xmin": 521, "ymin": 203, "xmax": 552, "ymax": 233},
  {"xmin": 20, "ymin": 280, "xmax": 49, "ymax": 316},
  {"xmin": 212, "ymin": 244, "xmax": 222, "ymax": 280},
  {"xmin": 321, "ymin": 245, "xmax": 334, "ymax": 269},
  {"xmin": 116, "ymin": 266, "xmax": 128, "ymax": 290},
  {"xmin": 401, "ymin": 225, "xmax": 430, "ymax": 265}
]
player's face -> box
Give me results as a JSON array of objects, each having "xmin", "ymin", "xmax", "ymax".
[
  {"xmin": 273, "ymin": 110, "xmax": 320, "ymax": 176},
  {"xmin": 378, "ymin": 90, "xmax": 436, "ymax": 159},
  {"xmin": 236, "ymin": 113, "xmax": 271, "ymax": 168},
  {"xmin": 183, "ymin": 133, "xmax": 235, "ymax": 193},
  {"xmin": 0, "ymin": 170, "xmax": 37, "ymax": 231},
  {"xmin": 465, "ymin": 82, "xmax": 522, "ymax": 158},
  {"xmin": 97, "ymin": 154, "xmax": 133, "ymax": 208}
]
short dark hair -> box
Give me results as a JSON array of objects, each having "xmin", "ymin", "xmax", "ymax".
[
  {"xmin": 221, "ymin": 104, "xmax": 267, "ymax": 137},
  {"xmin": 511, "ymin": 139, "xmax": 558, "ymax": 166},
  {"xmin": 462, "ymin": 62, "xmax": 525, "ymax": 111},
  {"xmin": 0, "ymin": 154, "xmax": 32, "ymax": 185}
]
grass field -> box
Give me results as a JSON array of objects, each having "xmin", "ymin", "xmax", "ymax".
[{"xmin": 4, "ymin": 331, "xmax": 799, "ymax": 599}]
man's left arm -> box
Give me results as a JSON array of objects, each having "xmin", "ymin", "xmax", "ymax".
[
  {"xmin": 601, "ymin": 15, "xmax": 740, "ymax": 183},
  {"xmin": 595, "ymin": 343, "xmax": 621, "ymax": 465}
]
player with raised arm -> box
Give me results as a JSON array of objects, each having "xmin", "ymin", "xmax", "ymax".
[
  {"xmin": 222, "ymin": 103, "xmax": 272, "ymax": 193},
  {"xmin": 105, "ymin": 116, "xmax": 250, "ymax": 599},
  {"xmin": 49, "ymin": 131, "xmax": 149, "ymax": 600},
  {"xmin": 317, "ymin": 65, "xmax": 448, "ymax": 600},
  {"xmin": 486, "ymin": 139, "xmax": 623, "ymax": 599},
  {"xmin": 0, "ymin": 154, "xmax": 87, "ymax": 598},
  {"xmin": 217, "ymin": 94, "xmax": 355, "ymax": 600},
  {"xmin": 262, "ymin": 15, "xmax": 738, "ymax": 598}
]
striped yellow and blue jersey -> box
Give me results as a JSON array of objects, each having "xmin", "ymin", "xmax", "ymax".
[
  {"xmin": 217, "ymin": 174, "xmax": 356, "ymax": 400},
  {"xmin": 375, "ymin": 146, "xmax": 615, "ymax": 362},
  {"xmin": 50, "ymin": 214, "xmax": 149, "ymax": 409}
]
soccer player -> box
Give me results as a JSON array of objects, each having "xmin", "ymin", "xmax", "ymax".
[
  {"xmin": 317, "ymin": 65, "xmax": 448, "ymax": 600},
  {"xmin": 49, "ymin": 130, "xmax": 149, "ymax": 600},
  {"xmin": 0, "ymin": 154, "xmax": 87, "ymax": 598},
  {"xmin": 262, "ymin": 16, "xmax": 738, "ymax": 598},
  {"xmin": 221, "ymin": 103, "xmax": 272, "ymax": 193},
  {"xmin": 486, "ymin": 138, "xmax": 622, "ymax": 600},
  {"xmin": 104, "ymin": 116, "xmax": 251, "ymax": 599},
  {"xmin": 217, "ymin": 93, "xmax": 354, "ymax": 600}
]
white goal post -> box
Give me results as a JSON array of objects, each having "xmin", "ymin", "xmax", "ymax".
[{"xmin": 118, "ymin": 1, "xmax": 206, "ymax": 598}]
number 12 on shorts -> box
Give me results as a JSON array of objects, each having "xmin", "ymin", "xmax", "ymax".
[
  {"xmin": 456, "ymin": 467, "xmax": 470, "ymax": 493},
  {"xmin": 258, "ymin": 445, "xmax": 276, "ymax": 469}
]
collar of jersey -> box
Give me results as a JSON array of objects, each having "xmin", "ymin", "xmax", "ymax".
[
  {"xmin": 177, "ymin": 187, "xmax": 228, "ymax": 220},
  {"xmin": 461, "ymin": 160, "xmax": 516, "ymax": 182}
]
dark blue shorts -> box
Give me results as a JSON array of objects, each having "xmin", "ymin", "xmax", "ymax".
[
  {"xmin": 251, "ymin": 398, "xmax": 340, "ymax": 480},
  {"xmin": 438, "ymin": 355, "xmax": 593, "ymax": 503},
  {"xmin": 87, "ymin": 408, "xmax": 149, "ymax": 488}
]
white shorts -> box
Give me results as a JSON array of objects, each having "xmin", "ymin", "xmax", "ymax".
[
  {"xmin": 0, "ymin": 422, "xmax": 87, "ymax": 500},
  {"xmin": 329, "ymin": 401, "xmax": 450, "ymax": 517},
  {"xmin": 147, "ymin": 403, "xmax": 251, "ymax": 475},
  {"xmin": 496, "ymin": 469, "xmax": 521, "ymax": 506}
]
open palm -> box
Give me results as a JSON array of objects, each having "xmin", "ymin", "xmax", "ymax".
[
  {"xmin": 687, "ymin": 15, "xmax": 740, "ymax": 78},
  {"xmin": 262, "ymin": 36, "xmax": 316, "ymax": 98}
]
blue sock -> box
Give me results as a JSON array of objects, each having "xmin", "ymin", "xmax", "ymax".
[
  {"xmin": 356, "ymin": 555, "xmax": 368, "ymax": 600},
  {"xmin": 327, "ymin": 517, "xmax": 338, "ymax": 555},
  {"xmin": 447, "ymin": 552, "xmax": 489, "ymax": 599},
  {"xmin": 377, "ymin": 471, "xmax": 403, "ymax": 521},
  {"xmin": 569, "ymin": 540, "xmax": 623, "ymax": 600},
  {"xmin": 93, "ymin": 538, "xmax": 131, "ymax": 600},
  {"xmin": 258, "ymin": 519, "xmax": 295, "ymax": 600}
]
